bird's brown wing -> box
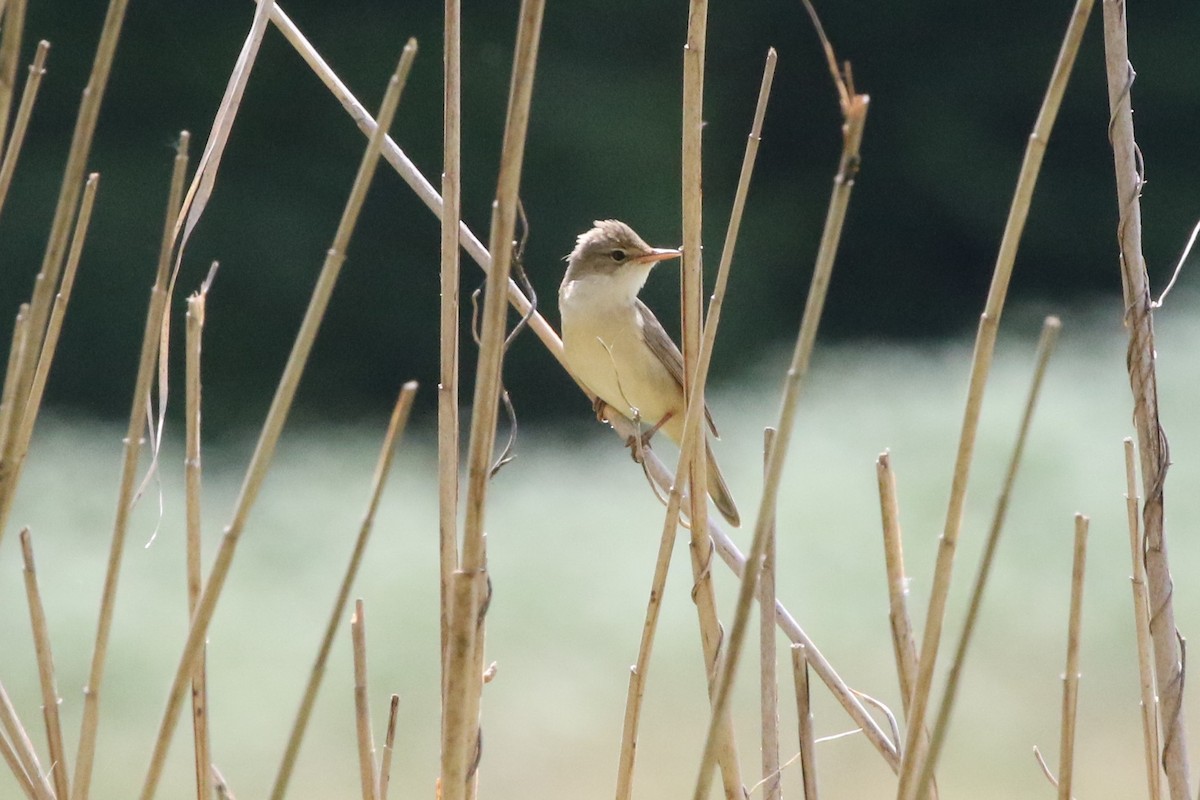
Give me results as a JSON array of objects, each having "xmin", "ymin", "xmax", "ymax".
[{"xmin": 635, "ymin": 298, "xmax": 719, "ymax": 437}]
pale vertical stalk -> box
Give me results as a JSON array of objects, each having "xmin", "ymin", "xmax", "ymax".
[
  {"xmin": 19, "ymin": 529, "xmax": 69, "ymax": 800},
  {"xmin": 894, "ymin": 4, "xmax": 1094, "ymax": 796},
  {"xmin": 275, "ymin": 10, "xmax": 894, "ymax": 767},
  {"xmin": 637, "ymin": 441, "xmax": 897, "ymax": 765},
  {"xmin": 620, "ymin": 48, "xmax": 776, "ymax": 800},
  {"xmin": 613, "ymin": 485, "xmax": 683, "ymax": 800},
  {"xmin": 0, "ymin": 305, "xmax": 30, "ymax": 488},
  {"xmin": 1057, "ymin": 514, "xmax": 1089, "ymax": 800},
  {"xmin": 1100, "ymin": 4, "xmax": 1189, "ymax": 797},
  {"xmin": 139, "ymin": 45, "xmax": 417, "ymax": 800},
  {"xmin": 71, "ymin": 133, "xmax": 187, "ymax": 800},
  {"xmin": 442, "ymin": 4, "xmax": 543, "ymax": 799},
  {"xmin": 679, "ymin": 27, "xmax": 725, "ymax": 794},
  {"xmin": 20, "ymin": 0, "xmax": 129, "ymax": 407},
  {"xmin": 1124, "ymin": 438, "xmax": 1160, "ymax": 800},
  {"xmin": 916, "ymin": 317, "xmax": 1061, "ymax": 800},
  {"xmin": 1, "ymin": 173, "xmax": 98, "ymax": 530},
  {"xmin": 184, "ymin": 281, "xmax": 212, "ymax": 800},
  {"xmin": 759, "ymin": 428, "xmax": 781, "ymax": 800},
  {"xmin": 0, "ymin": 0, "xmax": 26, "ymax": 148},
  {"xmin": 0, "ymin": 731, "xmax": 42, "ymax": 800},
  {"xmin": 791, "ymin": 644, "xmax": 818, "ymax": 800},
  {"xmin": 693, "ymin": 94, "xmax": 869, "ymax": 800},
  {"xmin": 378, "ymin": 695, "xmax": 400, "ymax": 800},
  {"xmin": 269, "ymin": 382, "xmax": 417, "ymax": 800},
  {"xmin": 438, "ymin": 0, "xmax": 462, "ymax": 700},
  {"xmin": 352, "ymin": 601, "xmax": 378, "ymax": 800},
  {"xmin": 877, "ymin": 451, "xmax": 918, "ymax": 718},
  {"xmin": 0, "ymin": 40, "xmax": 48, "ymax": 222},
  {"xmin": 0, "ymin": 680, "xmax": 52, "ymax": 800}
]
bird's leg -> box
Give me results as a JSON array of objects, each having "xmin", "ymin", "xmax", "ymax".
[
  {"xmin": 592, "ymin": 395, "xmax": 610, "ymax": 423},
  {"xmin": 625, "ymin": 410, "xmax": 674, "ymax": 464}
]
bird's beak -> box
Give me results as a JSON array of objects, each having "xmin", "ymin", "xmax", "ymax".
[{"xmin": 634, "ymin": 247, "xmax": 683, "ymax": 265}]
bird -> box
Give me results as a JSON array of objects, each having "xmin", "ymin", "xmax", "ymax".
[{"xmin": 558, "ymin": 219, "xmax": 741, "ymax": 527}]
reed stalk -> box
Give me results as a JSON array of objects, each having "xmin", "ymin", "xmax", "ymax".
[
  {"xmin": 916, "ymin": 317, "xmax": 1061, "ymax": 800},
  {"xmin": 613, "ymin": 48, "xmax": 776, "ymax": 800},
  {"xmin": 352, "ymin": 601, "xmax": 378, "ymax": 800},
  {"xmin": 71, "ymin": 132, "xmax": 187, "ymax": 800},
  {"xmin": 378, "ymin": 695, "xmax": 400, "ymax": 800},
  {"xmin": 791, "ymin": 644, "xmax": 818, "ymax": 800},
  {"xmin": 184, "ymin": 276, "xmax": 214, "ymax": 800},
  {"xmin": 0, "ymin": 0, "xmax": 26, "ymax": 148},
  {"xmin": 438, "ymin": 0, "xmax": 463, "ymax": 698},
  {"xmin": 1123, "ymin": 438, "xmax": 1160, "ymax": 800},
  {"xmin": 0, "ymin": 39, "xmax": 48, "ymax": 223},
  {"xmin": 18, "ymin": 0, "xmax": 129, "ymax": 432},
  {"xmin": 759, "ymin": 428, "xmax": 781, "ymax": 800},
  {"xmin": 441, "ymin": 4, "xmax": 543, "ymax": 798},
  {"xmin": 18, "ymin": 529, "xmax": 68, "ymax": 800},
  {"xmin": 693, "ymin": 90, "xmax": 869, "ymax": 800},
  {"xmin": 1056, "ymin": 514, "xmax": 1089, "ymax": 800},
  {"xmin": 269, "ymin": 382, "xmax": 418, "ymax": 800},
  {"xmin": 138, "ymin": 42, "xmax": 417, "ymax": 800},
  {"xmin": 1100, "ymin": 2, "xmax": 1189, "ymax": 795},
  {"xmin": 894, "ymin": 4, "xmax": 1094, "ymax": 795}
]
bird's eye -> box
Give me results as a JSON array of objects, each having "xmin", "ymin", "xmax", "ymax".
[{"xmin": 610, "ymin": 249, "xmax": 627, "ymax": 262}]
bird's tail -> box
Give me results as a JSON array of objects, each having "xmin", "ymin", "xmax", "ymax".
[{"xmin": 705, "ymin": 439, "xmax": 741, "ymax": 528}]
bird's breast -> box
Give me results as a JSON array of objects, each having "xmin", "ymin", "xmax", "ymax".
[{"xmin": 559, "ymin": 278, "xmax": 681, "ymax": 435}]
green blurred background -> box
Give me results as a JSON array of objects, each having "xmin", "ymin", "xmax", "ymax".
[{"xmin": 2, "ymin": 2, "xmax": 1200, "ymax": 799}]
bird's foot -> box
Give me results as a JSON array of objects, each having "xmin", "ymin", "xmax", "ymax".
[
  {"xmin": 592, "ymin": 396, "xmax": 609, "ymax": 423},
  {"xmin": 625, "ymin": 411, "xmax": 674, "ymax": 464}
]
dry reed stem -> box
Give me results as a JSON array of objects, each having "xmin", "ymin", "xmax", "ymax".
[
  {"xmin": 614, "ymin": 49, "xmax": 777, "ymax": 800},
  {"xmin": 915, "ymin": 317, "xmax": 1062, "ymax": 800},
  {"xmin": 170, "ymin": 0, "xmax": 273, "ymax": 256},
  {"xmin": 378, "ymin": 695, "xmax": 400, "ymax": 800},
  {"xmin": 19, "ymin": 528, "xmax": 70, "ymax": 800},
  {"xmin": 0, "ymin": 306, "xmax": 29, "ymax": 470},
  {"xmin": 876, "ymin": 451, "xmax": 918, "ymax": 719},
  {"xmin": 438, "ymin": 0, "xmax": 463, "ymax": 697},
  {"xmin": 184, "ymin": 277, "xmax": 213, "ymax": 800},
  {"xmin": 791, "ymin": 644, "xmax": 818, "ymax": 800},
  {"xmin": 443, "ymin": 5, "xmax": 544, "ymax": 798},
  {"xmin": 0, "ymin": 0, "xmax": 27, "ymax": 149},
  {"xmin": 614, "ymin": 481, "xmax": 683, "ymax": 800},
  {"xmin": 630, "ymin": 424, "xmax": 897, "ymax": 765},
  {"xmin": 71, "ymin": 133, "xmax": 187, "ymax": 800},
  {"xmin": 0, "ymin": 730, "xmax": 42, "ymax": 800},
  {"xmin": 269, "ymin": 381, "xmax": 418, "ymax": 800},
  {"xmin": 440, "ymin": 568, "xmax": 479, "ymax": 800},
  {"xmin": 352, "ymin": 601, "xmax": 378, "ymax": 800},
  {"xmin": 679, "ymin": 27, "xmax": 720, "ymax": 793},
  {"xmin": 693, "ymin": 92, "xmax": 869, "ymax": 800},
  {"xmin": 140, "ymin": 1, "xmax": 276, "ymax": 505},
  {"xmin": 894, "ymin": 4, "xmax": 1094, "ymax": 795},
  {"xmin": 138, "ymin": 43, "xmax": 417, "ymax": 800},
  {"xmin": 0, "ymin": 679, "xmax": 52, "ymax": 800},
  {"xmin": 0, "ymin": 40, "xmax": 48, "ymax": 223},
  {"xmin": 1124, "ymin": 438, "xmax": 1160, "ymax": 800},
  {"xmin": 1100, "ymin": 4, "xmax": 1189, "ymax": 797},
  {"xmin": 1057, "ymin": 514, "xmax": 1089, "ymax": 800},
  {"xmin": 0, "ymin": 173, "xmax": 96, "ymax": 540},
  {"xmin": 19, "ymin": 0, "xmax": 129, "ymax": 423},
  {"xmin": 281, "ymin": 10, "xmax": 895, "ymax": 768},
  {"xmin": 212, "ymin": 765, "xmax": 236, "ymax": 800},
  {"xmin": 760, "ymin": 428, "xmax": 781, "ymax": 800}
]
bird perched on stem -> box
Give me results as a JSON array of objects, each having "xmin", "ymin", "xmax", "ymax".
[{"xmin": 558, "ymin": 219, "xmax": 741, "ymax": 527}]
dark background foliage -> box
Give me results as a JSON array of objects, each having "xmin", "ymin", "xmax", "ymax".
[{"xmin": 1, "ymin": 1, "xmax": 1197, "ymax": 427}]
